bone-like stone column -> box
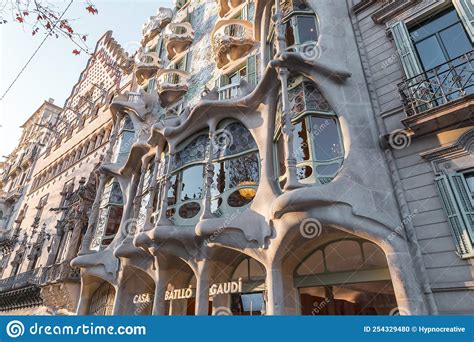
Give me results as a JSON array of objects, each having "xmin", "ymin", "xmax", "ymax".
[
  {"xmin": 144, "ymin": 151, "xmax": 161, "ymax": 232},
  {"xmin": 79, "ymin": 118, "xmax": 121, "ymax": 255},
  {"xmin": 385, "ymin": 251, "xmax": 429, "ymax": 315},
  {"xmin": 274, "ymin": 0, "xmax": 299, "ymax": 191},
  {"xmin": 194, "ymin": 261, "xmax": 210, "ymax": 316},
  {"xmin": 152, "ymin": 267, "xmax": 170, "ymax": 315},
  {"xmin": 265, "ymin": 261, "xmax": 284, "ymax": 315},
  {"xmin": 201, "ymin": 128, "xmax": 216, "ymax": 220},
  {"xmin": 155, "ymin": 153, "xmax": 174, "ymax": 226}
]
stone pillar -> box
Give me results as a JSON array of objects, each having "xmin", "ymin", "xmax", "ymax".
[
  {"xmin": 79, "ymin": 117, "xmax": 121, "ymax": 255},
  {"xmin": 194, "ymin": 262, "xmax": 210, "ymax": 316},
  {"xmin": 201, "ymin": 128, "xmax": 216, "ymax": 220},
  {"xmin": 155, "ymin": 153, "xmax": 173, "ymax": 226},
  {"xmin": 76, "ymin": 282, "xmax": 91, "ymax": 315},
  {"xmin": 144, "ymin": 151, "xmax": 161, "ymax": 232},
  {"xmin": 385, "ymin": 251, "xmax": 428, "ymax": 315},
  {"xmin": 265, "ymin": 262, "xmax": 284, "ymax": 315},
  {"xmin": 152, "ymin": 268, "xmax": 170, "ymax": 315},
  {"xmin": 65, "ymin": 219, "xmax": 85, "ymax": 261},
  {"xmin": 274, "ymin": 0, "xmax": 299, "ymax": 191}
]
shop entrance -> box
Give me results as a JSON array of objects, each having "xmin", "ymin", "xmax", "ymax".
[
  {"xmin": 295, "ymin": 239, "xmax": 397, "ymax": 315},
  {"xmin": 88, "ymin": 281, "xmax": 115, "ymax": 316}
]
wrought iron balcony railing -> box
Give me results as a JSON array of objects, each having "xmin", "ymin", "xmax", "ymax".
[
  {"xmin": 398, "ymin": 51, "xmax": 474, "ymax": 117},
  {"xmin": 0, "ymin": 268, "xmax": 42, "ymax": 293}
]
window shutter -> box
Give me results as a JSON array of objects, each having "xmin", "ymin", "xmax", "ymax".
[
  {"xmin": 246, "ymin": 54, "xmax": 258, "ymax": 87},
  {"xmin": 155, "ymin": 38, "xmax": 163, "ymax": 55},
  {"xmin": 454, "ymin": 0, "xmax": 474, "ymax": 42},
  {"xmin": 215, "ymin": 74, "xmax": 229, "ymax": 88},
  {"xmin": 435, "ymin": 174, "xmax": 474, "ymax": 258},
  {"xmin": 183, "ymin": 52, "xmax": 190, "ymax": 71},
  {"xmin": 390, "ymin": 21, "xmax": 423, "ymax": 79},
  {"xmin": 449, "ymin": 173, "xmax": 474, "ymax": 240}
]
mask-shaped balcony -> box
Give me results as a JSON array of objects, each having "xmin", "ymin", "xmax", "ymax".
[
  {"xmin": 135, "ymin": 52, "xmax": 162, "ymax": 85},
  {"xmin": 142, "ymin": 7, "xmax": 173, "ymax": 45},
  {"xmin": 164, "ymin": 22, "xmax": 195, "ymax": 60},
  {"xmin": 156, "ymin": 69, "xmax": 190, "ymax": 107},
  {"xmin": 110, "ymin": 91, "xmax": 157, "ymax": 120},
  {"xmin": 216, "ymin": 0, "xmax": 244, "ymax": 17},
  {"xmin": 212, "ymin": 20, "xmax": 255, "ymax": 69}
]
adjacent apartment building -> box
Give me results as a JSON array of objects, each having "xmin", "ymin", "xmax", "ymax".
[{"xmin": 0, "ymin": 0, "xmax": 472, "ymax": 316}]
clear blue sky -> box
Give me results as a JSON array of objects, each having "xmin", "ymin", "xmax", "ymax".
[{"xmin": 0, "ymin": 0, "xmax": 173, "ymax": 157}]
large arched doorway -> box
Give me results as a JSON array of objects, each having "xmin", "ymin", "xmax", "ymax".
[
  {"xmin": 88, "ymin": 281, "xmax": 116, "ymax": 316},
  {"xmin": 116, "ymin": 266, "xmax": 155, "ymax": 315},
  {"xmin": 294, "ymin": 238, "xmax": 397, "ymax": 315},
  {"xmin": 227, "ymin": 257, "xmax": 266, "ymax": 316}
]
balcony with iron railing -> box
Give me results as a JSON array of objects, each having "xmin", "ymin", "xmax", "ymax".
[
  {"xmin": 156, "ymin": 69, "xmax": 190, "ymax": 107},
  {"xmin": 212, "ymin": 20, "xmax": 255, "ymax": 69},
  {"xmin": 135, "ymin": 52, "xmax": 162, "ymax": 85},
  {"xmin": 142, "ymin": 7, "xmax": 173, "ymax": 45},
  {"xmin": 398, "ymin": 51, "xmax": 474, "ymax": 135},
  {"xmin": 164, "ymin": 22, "xmax": 195, "ymax": 60}
]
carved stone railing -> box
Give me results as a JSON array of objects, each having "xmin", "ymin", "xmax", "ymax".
[
  {"xmin": 398, "ymin": 51, "xmax": 474, "ymax": 117},
  {"xmin": 156, "ymin": 69, "xmax": 191, "ymax": 106},
  {"xmin": 4, "ymin": 186, "xmax": 23, "ymax": 203},
  {"xmin": 0, "ymin": 268, "xmax": 42, "ymax": 293},
  {"xmin": 135, "ymin": 52, "xmax": 162, "ymax": 85},
  {"xmin": 164, "ymin": 22, "xmax": 195, "ymax": 60},
  {"xmin": 110, "ymin": 90, "xmax": 157, "ymax": 120},
  {"xmin": 216, "ymin": 0, "xmax": 244, "ymax": 17},
  {"xmin": 142, "ymin": 7, "xmax": 173, "ymax": 45},
  {"xmin": 218, "ymin": 83, "xmax": 242, "ymax": 100},
  {"xmin": 212, "ymin": 20, "xmax": 254, "ymax": 69},
  {"xmin": 40, "ymin": 262, "xmax": 81, "ymax": 285}
]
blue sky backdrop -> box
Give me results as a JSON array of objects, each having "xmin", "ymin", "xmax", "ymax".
[{"xmin": 0, "ymin": 0, "xmax": 173, "ymax": 156}]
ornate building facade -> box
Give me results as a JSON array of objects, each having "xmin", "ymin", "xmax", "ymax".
[
  {"xmin": 1, "ymin": 0, "xmax": 473, "ymax": 316},
  {"xmin": 0, "ymin": 31, "xmax": 129, "ymax": 314}
]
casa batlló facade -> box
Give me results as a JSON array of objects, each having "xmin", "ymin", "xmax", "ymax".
[{"xmin": 0, "ymin": 0, "xmax": 473, "ymax": 316}]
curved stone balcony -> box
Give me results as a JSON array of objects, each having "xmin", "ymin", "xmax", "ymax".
[
  {"xmin": 212, "ymin": 20, "xmax": 255, "ymax": 69},
  {"xmin": 216, "ymin": 0, "xmax": 244, "ymax": 17},
  {"xmin": 110, "ymin": 90, "xmax": 157, "ymax": 120},
  {"xmin": 142, "ymin": 7, "xmax": 173, "ymax": 45},
  {"xmin": 135, "ymin": 52, "xmax": 162, "ymax": 85},
  {"xmin": 164, "ymin": 22, "xmax": 195, "ymax": 60},
  {"xmin": 156, "ymin": 69, "xmax": 190, "ymax": 107}
]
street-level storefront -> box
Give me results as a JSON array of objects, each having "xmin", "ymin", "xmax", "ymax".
[{"xmin": 295, "ymin": 239, "xmax": 397, "ymax": 315}]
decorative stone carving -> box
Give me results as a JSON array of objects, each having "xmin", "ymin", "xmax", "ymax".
[
  {"xmin": 142, "ymin": 7, "xmax": 173, "ymax": 45},
  {"xmin": 164, "ymin": 22, "xmax": 195, "ymax": 60}
]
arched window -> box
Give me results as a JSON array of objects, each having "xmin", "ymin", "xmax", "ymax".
[
  {"xmin": 268, "ymin": 1, "xmax": 318, "ymax": 59},
  {"xmin": 275, "ymin": 77, "xmax": 344, "ymax": 187},
  {"xmin": 112, "ymin": 115, "xmax": 136, "ymax": 164},
  {"xmin": 211, "ymin": 121, "xmax": 259, "ymax": 215},
  {"xmin": 88, "ymin": 282, "xmax": 115, "ymax": 316},
  {"xmin": 90, "ymin": 179, "xmax": 124, "ymax": 251},
  {"xmin": 167, "ymin": 133, "xmax": 209, "ymax": 223}
]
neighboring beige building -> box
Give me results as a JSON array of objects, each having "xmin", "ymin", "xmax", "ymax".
[
  {"xmin": 1, "ymin": 0, "xmax": 473, "ymax": 316},
  {"xmin": 0, "ymin": 31, "xmax": 129, "ymax": 314}
]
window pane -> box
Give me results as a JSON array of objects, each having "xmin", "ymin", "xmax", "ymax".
[
  {"xmin": 465, "ymin": 173, "xmax": 474, "ymax": 193},
  {"xmin": 285, "ymin": 21, "xmax": 295, "ymax": 46},
  {"xmin": 311, "ymin": 117, "xmax": 343, "ymax": 161},
  {"xmin": 227, "ymin": 153, "xmax": 259, "ymax": 188},
  {"xmin": 180, "ymin": 166, "xmax": 204, "ymax": 201},
  {"xmin": 297, "ymin": 16, "xmax": 317, "ymax": 44},
  {"xmin": 439, "ymin": 24, "xmax": 472, "ymax": 60},
  {"xmin": 414, "ymin": 36, "xmax": 446, "ymax": 70},
  {"xmin": 211, "ymin": 162, "xmax": 226, "ymax": 197},
  {"xmin": 276, "ymin": 134, "xmax": 286, "ymax": 178},
  {"xmin": 168, "ymin": 174, "xmax": 178, "ymax": 206},
  {"xmin": 411, "ymin": 9, "xmax": 459, "ymax": 42},
  {"xmin": 105, "ymin": 206, "xmax": 123, "ymax": 236},
  {"xmin": 293, "ymin": 120, "xmax": 310, "ymax": 163}
]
